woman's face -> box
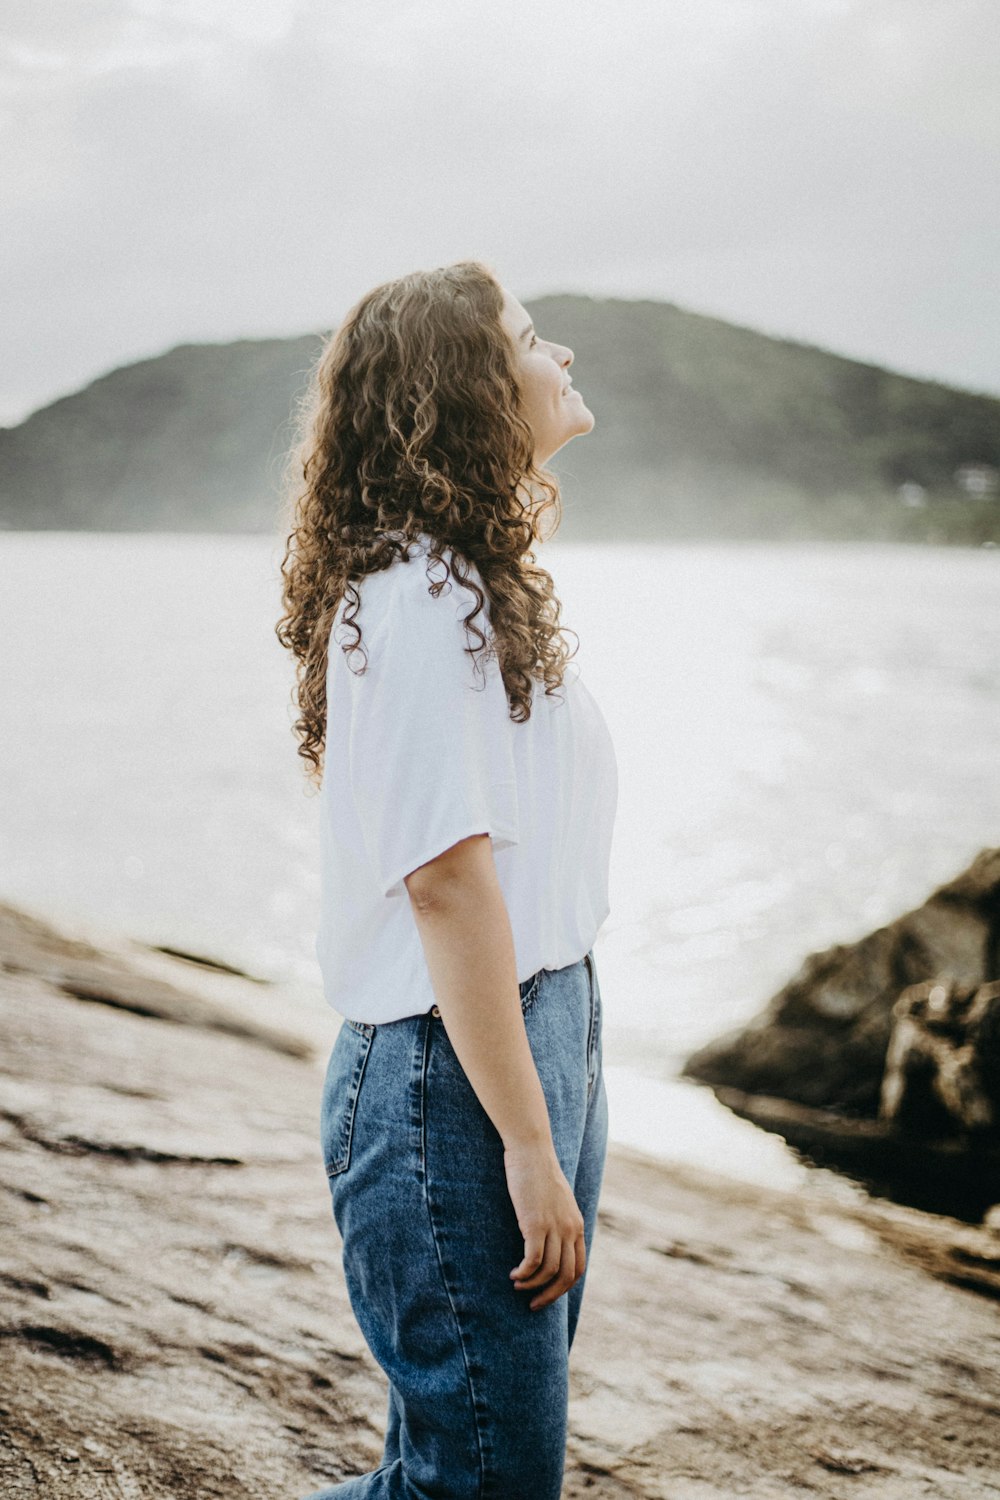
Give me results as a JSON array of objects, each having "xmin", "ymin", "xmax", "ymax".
[{"xmin": 500, "ymin": 286, "xmax": 595, "ymax": 465}]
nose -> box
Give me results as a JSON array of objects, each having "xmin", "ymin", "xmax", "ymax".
[{"xmin": 555, "ymin": 344, "xmax": 573, "ymax": 368}]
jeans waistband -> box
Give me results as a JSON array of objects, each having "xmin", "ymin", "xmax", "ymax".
[{"xmin": 425, "ymin": 949, "xmax": 592, "ymax": 1022}]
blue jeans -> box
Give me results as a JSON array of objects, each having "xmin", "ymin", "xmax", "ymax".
[{"xmin": 303, "ymin": 949, "xmax": 608, "ymax": 1500}]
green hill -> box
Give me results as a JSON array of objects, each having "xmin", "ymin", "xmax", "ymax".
[
  {"xmin": 0, "ymin": 335, "xmax": 324, "ymax": 533},
  {"xmin": 1, "ymin": 297, "xmax": 998, "ymax": 542}
]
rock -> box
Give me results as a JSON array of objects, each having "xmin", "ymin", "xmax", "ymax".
[
  {"xmin": 5, "ymin": 897, "xmax": 1000, "ymax": 1496},
  {"xmin": 879, "ymin": 978, "xmax": 1000, "ymax": 1135},
  {"xmin": 682, "ymin": 846, "xmax": 1000, "ymax": 1116},
  {"xmin": 708, "ymin": 1081, "xmax": 1000, "ymax": 1221},
  {"xmin": 0, "ymin": 900, "xmax": 311, "ymax": 1058}
]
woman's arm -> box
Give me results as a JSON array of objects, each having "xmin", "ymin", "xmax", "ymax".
[{"xmin": 405, "ymin": 833, "xmax": 586, "ymax": 1312}]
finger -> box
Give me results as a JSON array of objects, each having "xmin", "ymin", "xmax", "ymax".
[
  {"xmin": 528, "ymin": 1238, "xmax": 575, "ymax": 1309},
  {"xmin": 513, "ymin": 1237, "xmax": 561, "ymax": 1289},
  {"xmin": 530, "ymin": 1237, "xmax": 579, "ymax": 1310},
  {"xmin": 514, "ymin": 1247, "xmax": 561, "ymax": 1289},
  {"xmin": 510, "ymin": 1233, "xmax": 546, "ymax": 1283},
  {"xmin": 574, "ymin": 1231, "xmax": 586, "ymax": 1284}
]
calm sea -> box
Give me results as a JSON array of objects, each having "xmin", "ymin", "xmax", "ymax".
[{"xmin": 3, "ymin": 533, "xmax": 998, "ymax": 1194}]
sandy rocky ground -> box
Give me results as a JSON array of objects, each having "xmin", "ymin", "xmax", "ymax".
[{"xmin": 3, "ymin": 899, "xmax": 1000, "ymax": 1499}]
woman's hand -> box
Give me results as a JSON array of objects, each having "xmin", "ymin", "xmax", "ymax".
[{"xmin": 504, "ymin": 1141, "xmax": 586, "ymax": 1311}]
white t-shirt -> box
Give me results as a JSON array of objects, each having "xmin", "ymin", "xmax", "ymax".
[{"xmin": 315, "ymin": 532, "xmax": 618, "ymax": 1024}]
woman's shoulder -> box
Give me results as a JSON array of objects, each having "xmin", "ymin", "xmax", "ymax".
[
  {"xmin": 335, "ymin": 534, "xmax": 488, "ymax": 650},
  {"xmin": 378, "ymin": 533, "xmax": 488, "ymax": 606}
]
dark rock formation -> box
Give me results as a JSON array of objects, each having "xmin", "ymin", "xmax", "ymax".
[
  {"xmin": 682, "ymin": 847, "xmax": 1000, "ymax": 1116},
  {"xmin": 681, "ymin": 849, "xmax": 1000, "ymax": 1215},
  {"xmin": 879, "ymin": 977, "xmax": 1000, "ymax": 1136}
]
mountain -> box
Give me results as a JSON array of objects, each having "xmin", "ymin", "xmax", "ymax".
[
  {"xmin": 0, "ymin": 335, "xmax": 323, "ymax": 533},
  {"xmin": 1, "ymin": 297, "xmax": 998, "ymax": 541}
]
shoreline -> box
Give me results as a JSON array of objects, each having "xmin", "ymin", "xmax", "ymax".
[{"xmin": 3, "ymin": 898, "xmax": 1000, "ymax": 1497}]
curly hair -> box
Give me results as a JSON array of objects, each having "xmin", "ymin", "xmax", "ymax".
[{"xmin": 274, "ymin": 259, "xmax": 580, "ymax": 788}]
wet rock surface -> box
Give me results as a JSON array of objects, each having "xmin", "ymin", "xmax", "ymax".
[
  {"xmin": 3, "ymin": 900, "xmax": 1000, "ymax": 1497},
  {"xmin": 682, "ymin": 848, "xmax": 1000, "ymax": 1214},
  {"xmin": 683, "ymin": 847, "xmax": 1000, "ymax": 1113},
  {"xmin": 880, "ymin": 976, "xmax": 1000, "ymax": 1136}
]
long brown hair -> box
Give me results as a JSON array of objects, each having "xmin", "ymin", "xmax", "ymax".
[{"xmin": 275, "ymin": 259, "xmax": 579, "ymax": 788}]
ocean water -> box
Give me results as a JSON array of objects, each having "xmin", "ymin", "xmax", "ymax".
[{"xmin": 3, "ymin": 532, "xmax": 998, "ymax": 1193}]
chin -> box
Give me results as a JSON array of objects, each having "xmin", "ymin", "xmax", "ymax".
[
  {"xmin": 565, "ymin": 409, "xmax": 595, "ymax": 443},
  {"xmin": 538, "ymin": 407, "xmax": 596, "ymax": 464}
]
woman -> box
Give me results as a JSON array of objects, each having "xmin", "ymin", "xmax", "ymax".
[{"xmin": 276, "ymin": 260, "xmax": 618, "ymax": 1499}]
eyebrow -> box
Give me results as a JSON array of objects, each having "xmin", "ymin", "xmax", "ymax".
[{"xmin": 519, "ymin": 321, "xmax": 534, "ymax": 341}]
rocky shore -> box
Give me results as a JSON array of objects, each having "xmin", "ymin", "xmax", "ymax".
[
  {"xmin": 683, "ymin": 847, "xmax": 1000, "ymax": 1221},
  {"xmin": 3, "ymin": 899, "xmax": 1000, "ymax": 1498}
]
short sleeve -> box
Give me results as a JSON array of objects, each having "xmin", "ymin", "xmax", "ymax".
[{"xmin": 345, "ymin": 564, "xmax": 520, "ymax": 898}]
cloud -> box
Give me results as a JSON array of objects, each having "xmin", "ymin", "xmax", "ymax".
[{"xmin": 1, "ymin": 0, "xmax": 998, "ymax": 422}]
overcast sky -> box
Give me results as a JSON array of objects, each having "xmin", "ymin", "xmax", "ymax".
[{"xmin": 2, "ymin": 0, "xmax": 998, "ymax": 426}]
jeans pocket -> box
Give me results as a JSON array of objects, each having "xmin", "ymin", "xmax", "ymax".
[{"xmin": 321, "ymin": 1018, "xmax": 376, "ymax": 1177}]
